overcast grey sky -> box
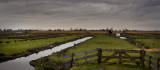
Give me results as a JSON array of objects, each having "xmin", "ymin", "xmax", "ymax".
[{"xmin": 0, "ymin": 0, "xmax": 160, "ymax": 30}]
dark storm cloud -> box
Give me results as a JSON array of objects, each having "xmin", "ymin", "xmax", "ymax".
[{"xmin": 0, "ymin": 0, "xmax": 160, "ymax": 30}]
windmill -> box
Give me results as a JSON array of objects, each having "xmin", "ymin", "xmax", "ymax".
[{"xmin": 107, "ymin": 27, "xmax": 113, "ymax": 36}]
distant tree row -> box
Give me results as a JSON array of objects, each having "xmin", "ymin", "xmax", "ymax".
[
  {"xmin": 0, "ymin": 29, "xmax": 39, "ymax": 33},
  {"xmin": 0, "ymin": 28, "xmax": 159, "ymax": 33},
  {"xmin": 47, "ymin": 28, "xmax": 133, "ymax": 31}
]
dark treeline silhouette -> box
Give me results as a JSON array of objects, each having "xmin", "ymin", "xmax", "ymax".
[
  {"xmin": 0, "ymin": 28, "xmax": 159, "ymax": 33},
  {"xmin": 0, "ymin": 29, "xmax": 39, "ymax": 33}
]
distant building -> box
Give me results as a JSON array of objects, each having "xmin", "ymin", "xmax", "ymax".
[{"xmin": 116, "ymin": 33, "xmax": 121, "ymax": 37}]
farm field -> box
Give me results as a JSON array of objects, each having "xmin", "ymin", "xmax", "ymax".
[
  {"xmin": 126, "ymin": 33, "xmax": 160, "ymax": 58},
  {"xmin": 135, "ymin": 39, "xmax": 160, "ymax": 49},
  {"xmin": 0, "ymin": 32, "xmax": 159, "ymax": 70},
  {"xmin": 0, "ymin": 35, "xmax": 84, "ymax": 55},
  {"xmin": 30, "ymin": 35, "xmax": 149, "ymax": 70},
  {"xmin": 0, "ymin": 33, "xmax": 86, "ymax": 62},
  {"xmin": 0, "ymin": 39, "xmax": 23, "ymax": 43},
  {"xmin": 71, "ymin": 63, "xmax": 148, "ymax": 70}
]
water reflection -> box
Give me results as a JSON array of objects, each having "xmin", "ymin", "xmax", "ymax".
[{"xmin": 0, "ymin": 37, "xmax": 92, "ymax": 70}]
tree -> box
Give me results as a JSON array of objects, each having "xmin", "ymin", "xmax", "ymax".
[{"xmin": 48, "ymin": 29, "xmax": 52, "ymax": 31}]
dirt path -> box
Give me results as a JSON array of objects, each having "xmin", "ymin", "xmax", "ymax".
[{"xmin": 135, "ymin": 48, "xmax": 160, "ymax": 53}]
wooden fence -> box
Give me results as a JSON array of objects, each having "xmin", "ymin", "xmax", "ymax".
[
  {"xmin": 144, "ymin": 54, "xmax": 160, "ymax": 70},
  {"xmin": 101, "ymin": 49, "xmax": 145, "ymax": 65},
  {"xmin": 64, "ymin": 49, "xmax": 98, "ymax": 68},
  {"xmin": 63, "ymin": 48, "xmax": 159, "ymax": 70}
]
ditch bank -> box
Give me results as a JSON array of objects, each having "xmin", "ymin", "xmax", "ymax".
[
  {"xmin": 0, "ymin": 36, "xmax": 90, "ymax": 63},
  {"xmin": 29, "ymin": 36, "xmax": 95, "ymax": 70},
  {"xmin": 0, "ymin": 36, "xmax": 93, "ymax": 70}
]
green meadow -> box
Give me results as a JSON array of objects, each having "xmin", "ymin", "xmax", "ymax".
[
  {"xmin": 0, "ymin": 35, "xmax": 83, "ymax": 55},
  {"xmin": 0, "ymin": 39, "xmax": 23, "ymax": 43},
  {"xmin": 135, "ymin": 39, "xmax": 160, "ymax": 48},
  {"xmin": 31, "ymin": 35, "xmax": 148, "ymax": 70}
]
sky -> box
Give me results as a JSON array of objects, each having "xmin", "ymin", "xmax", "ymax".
[{"xmin": 0, "ymin": 0, "xmax": 160, "ymax": 30}]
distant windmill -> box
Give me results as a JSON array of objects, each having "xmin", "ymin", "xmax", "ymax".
[
  {"xmin": 107, "ymin": 28, "xmax": 113, "ymax": 36},
  {"xmin": 122, "ymin": 28, "xmax": 128, "ymax": 34}
]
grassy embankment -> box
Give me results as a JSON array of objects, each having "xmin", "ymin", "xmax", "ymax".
[
  {"xmin": 135, "ymin": 39, "xmax": 160, "ymax": 58},
  {"xmin": 0, "ymin": 35, "xmax": 84, "ymax": 57},
  {"xmin": 135, "ymin": 39, "xmax": 160, "ymax": 49},
  {"xmin": 127, "ymin": 34, "xmax": 160, "ymax": 58},
  {"xmin": 31, "ymin": 35, "xmax": 148, "ymax": 70},
  {"xmin": 0, "ymin": 39, "xmax": 23, "ymax": 43}
]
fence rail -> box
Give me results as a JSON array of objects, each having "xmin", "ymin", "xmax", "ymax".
[
  {"xmin": 144, "ymin": 54, "xmax": 160, "ymax": 70},
  {"xmin": 63, "ymin": 48, "xmax": 160, "ymax": 70},
  {"xmin": 102, "ymin": 49, "xmax": 141, "ymax": 53}
]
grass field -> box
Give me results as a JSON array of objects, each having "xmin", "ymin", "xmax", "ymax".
[
  {"xmin": 127, "ymin": 34, "xmax": 156, "ymax": 39},
  {"xmin": 30, "ymin": 35, "xmax": 148, "ymax": 70},
  {"xmin": 65, "ymin": 35, "xmax": 146, "ymax": 70},
  {"xmin": 0, "ymin": 39, "xmax": 23, "ymax": 43},
  {"xmin": 0, "ymin": 35, "xmax": 84, "ymax": 55},
  {"xmin": 126, "ymin": 33, "xmax": 160, "ymax": 58},
  {"xmin": 65, "ymin": 35, "xmax": 137, "ymax": 54},
  {"xmin": 135, "ymin": 39, "xmax": 160, "ymax": 48},
  {"xmin": 71, "ymin": 63, "xmax": 148, "ymax": 70}
]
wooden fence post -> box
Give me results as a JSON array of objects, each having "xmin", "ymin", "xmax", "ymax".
[
  {"xmin": 141, "ymin": 49, "xmax": 146, "ymax": 67},
  {"xmin": 119, "ymin": 52, "xmax": 122, "ymax": 64},
  {"xmin": 70, "ymin": 53, "xmax": 74, "ymax": 68},
  {"xmin": 157, "ymin": 58, "xmax": 159, "ymax": 70},
  {"xmin": 85, "ymin": 51, "xmax": 88, "ymax": 63},
  {"xmin": 97, "ymin": 48, "xmax": 102, "ymax": 64},
  {"xmin": 148, "ymin": 56, "xmax": 152, "ymax": 70}
]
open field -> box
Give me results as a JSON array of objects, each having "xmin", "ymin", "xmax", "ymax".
[
  {"xmin": 0, "ymin": 35, "xmax": 83, "ymax": 55},
  {"xmin": 30, "ymin": 35, "xmax": 148, "ymax": 70},
  {"xmin": 0, "ymin": 39, "xmax": 23, "ymax": 43},
  {"xmin": 126, "ymin": 33, "xmax": 160, "ymax": 58},
  {"xmin": 64, "ymin": 35, "xmax": 137, "ymax": 54},
  {"xmin": 71, "ymin": 63, "xmax": 148, "ymax": 70},
  {"xmin": 1, "ymin": 32, "xmax": 159, "ymax": 70},
  {"xmin": 135, "ymin": 39, "xmax": 160, "ymax": 48},
  {"xmin": 0, "ymin": 33, "xmax": 87, "ymax": 62}
]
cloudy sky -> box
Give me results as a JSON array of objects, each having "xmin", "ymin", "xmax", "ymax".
[{"xmin": 0, "ymin": 0, "xmax": 160, "ymax": 30}]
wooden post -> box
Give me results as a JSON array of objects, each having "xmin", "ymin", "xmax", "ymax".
[
  {"xmin": 148, "ymin": 56, "xmax": 152, "ymax": 70},
  {"xmin": 119, "ymin": 52, "xmax": 122, "ymax": 64},
  {"xmin": 143, "ymin": 50, "xmax": 146, "ymax": 67},
  {"xmin": 157, "ymin": 58, "xmax": 159, "ymax": 70},
  {"xmin": 140, "ymin": 50, "xmax": 143, "ymax": 66},
  {"xmin": 70, "ymin": 53, "xmax": 74, "ymax": 68},
  {"xmin": 97, "ymin": 48, "xmax": 102, "ymax": 64},
  {"xmin": 85, "ymin": 51, "xmax": 87, "ymax": 63},
  {"xmin": 141, "ymin": 49, "xmax": 146, "ymax": 67}
]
